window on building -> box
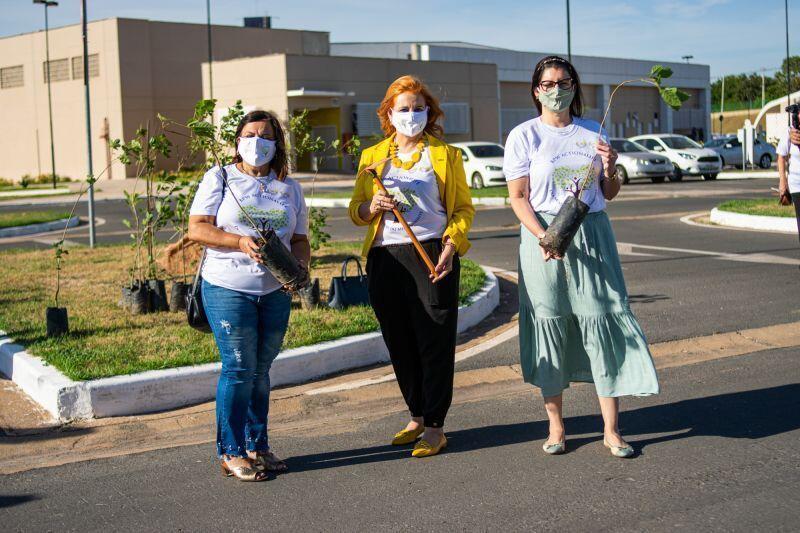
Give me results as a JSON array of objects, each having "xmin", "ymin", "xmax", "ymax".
[
  {"xmin": 42, "ymin": 58, "xmax": 69, "ymax": 83},
  {"xmin": 354, "ymin": 103, "xmax": 383, "ymax": 137},
  {"xmin": 0, "ymin": 65, "xmax": 24, "ymax": 89},
  {"xmin": 71, "ymin": 54, "xmax": 99, "ymax": 80},
  {"xmin": 440, "ymin": 103, "xmax": 470, "ymax": 135}
]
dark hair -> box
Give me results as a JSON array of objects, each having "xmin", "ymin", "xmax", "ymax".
[
  {"xmin": 232, "ymin": 110, "xmax": 289, "ymax": 180},
  {"xmin": 530, "ymin": 55, "xmax": 584, "ymax": 117}
]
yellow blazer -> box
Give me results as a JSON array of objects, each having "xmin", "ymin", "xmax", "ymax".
[{"xmin": 348, "ymin": 134, "xmax": 475, "ymax": 257}]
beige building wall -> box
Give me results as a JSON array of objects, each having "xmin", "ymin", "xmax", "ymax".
[
  {"xmin": 0, "ymin": 18, "xmax": 329, "ymax": 181},
  {"xmin": 205, "ymin": 54, "xmax": 500, "ymax": 171},
  {"xmin": 284, "ymin": 55, "xmax": 499, "ymax": 144},
  {"xmin": 0, "ymin": 18, "xmax": 124, "ymax": 182}
]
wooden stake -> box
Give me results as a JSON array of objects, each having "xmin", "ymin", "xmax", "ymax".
[{"xmin": 362, "ymin": 166, "xmax": 437, "ymax": 278}]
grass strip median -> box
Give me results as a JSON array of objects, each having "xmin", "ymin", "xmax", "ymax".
[
  {"xmin": 0, "ymin": 210, "xmax": 71, "ymax": 229},
  {"xmin": 0, "ymin": 241, "xmax": 484, "ymax": 381},
  {"xmin": 718, "ymin": 198, "xmax": 795, "ymax": 218}
]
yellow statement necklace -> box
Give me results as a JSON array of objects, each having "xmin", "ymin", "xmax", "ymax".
[{"xmin": 389, "ymin": 139, "xmax": 427, "ymax": 170}]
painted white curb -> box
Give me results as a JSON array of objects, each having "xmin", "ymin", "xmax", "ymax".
[
  {"xmin": 0, "ymin": 187, "xmax": 70, "ymax": 198},
  {"xmin": 307, "ymin": 197, "xmax": 511, "ymax": 208},
  {"xmin": 0, "ymin": 216, "xmax": 79, "ymax": 238},
  {"xmin": 0, "ymin": 267, "xmax": 499, "ymax": 421},
  {"xmin": 710, "ymin": 208, "xmax": 797, "ymax": 233}
]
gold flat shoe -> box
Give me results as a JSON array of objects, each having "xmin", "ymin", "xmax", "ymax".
[
  {"xmin": 392, "ymin": 426, "xmax": 424, "ymax": 446},
  {"xmin": 221, "ymin": 460, "xmax": 269, "ymax": 482},
  {"xmin": 604, "ymin": 438, "xmax": 634, "ymax": 458},
  {"xmin": 412, "ymin": 434, "xmax": 447, "ymax": 458}
]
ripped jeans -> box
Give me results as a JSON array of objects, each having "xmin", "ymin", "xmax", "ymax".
[{"xmin": 202, "ymin": 280, "xmax": 291, "ymax": 458}]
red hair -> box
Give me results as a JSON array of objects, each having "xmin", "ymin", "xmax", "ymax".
[{"xmin": 377, "ymin": 75, "xmax": 445, "ymax": 139}]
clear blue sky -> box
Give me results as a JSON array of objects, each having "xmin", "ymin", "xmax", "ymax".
[{"xmin": 2, "ymin": 0, "xmax": 798, "ymax": 78}]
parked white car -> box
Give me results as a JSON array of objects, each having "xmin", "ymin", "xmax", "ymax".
[
  {"xmin": 450, "ymin": 142, "xmax": 505, "ymax": 188},
  {"xmin": 629, "ymin": 134, "xmax": 722, "ymax": 181},
  {"xmin": 703, "ymin": 135, "xmax": 777, "ymax": 169},
  {"xmin": 609, "ymin": 138, "xmax": 673, "ymax": 184}
]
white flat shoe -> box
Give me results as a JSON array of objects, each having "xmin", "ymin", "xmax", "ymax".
[
  {"xmin": 542, "ymin": 439, "xmax": 566, "ymax": 455},
  {"xmin": 604, "ymin": 438, "xmax": 634, "ymax": 458}
]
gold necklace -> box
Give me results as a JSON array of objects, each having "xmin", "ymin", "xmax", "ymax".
[{"xmin": 389, "ymin": 139, "xmax": 426, "ymax": 170}]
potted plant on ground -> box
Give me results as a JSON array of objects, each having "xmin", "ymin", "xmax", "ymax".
[
  {"xmin": 539, "ymin": 65, "xmax": 689, "ymax": 256},
  {"xmin": 113, "ymin": 124, "xmax": 178, "ymax": 314}
]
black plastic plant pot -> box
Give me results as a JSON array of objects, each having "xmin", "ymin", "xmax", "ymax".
[
  {"xmin": 256, "ymin": 230, "xmax": 305, "ymax": 287},
  {"xmin": 169, "ymin": 282, "xmax": 191, "ymax": 313},
  {"xmin": 46, "ymin": 307, "xmax": 69, "ymax": 337},
  {"xmin": 120, "ymin": 287, "xmax": 132, "ymax": 311},
  {"xmin": 298, "ymin": 277, "xmax": 320, "ymax": 310},
  {"xmin": 146, "ymin": 279, "xmax": 169, "ymax": 312},
  {"xmin": 129, "ymin": 282, "xmax": 150, "ymax": 315},
  {"xmin": 539, "ymin": 195, "xmax": 590, "ymax": 257}
]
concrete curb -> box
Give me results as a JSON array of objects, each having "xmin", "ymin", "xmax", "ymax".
[
  {"xmin": 307, "ymin": 197, "xmax": 510, "ymax": 208},
  {"xmin": 0, "ymin": 216, "xmax": 79, "ymax": 238},
  {"xmin": 709, "ymin": 208, "xmax": 796, "ymax": 233},
  {"xmin": 0, "ymin": 267, "xmax": 499, "ymax": 421},
  {"xmin": 0, "ymin": 188, "xmax": 70, "ymax": 198}
]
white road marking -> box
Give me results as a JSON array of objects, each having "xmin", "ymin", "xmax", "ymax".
[{"xmin": 617, "ymin": 241, "xmax": 800, "ymax": 266}]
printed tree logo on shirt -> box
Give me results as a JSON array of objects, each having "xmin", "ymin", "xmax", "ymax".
[
  {"xmin": 239, "ymin": 205, "xmax": 288, "ymax": 231},
  {"xmin": 553, "ymin": 163, "xmax": 597, "ymax": 196},
  {"xmin": 387, "ymin": 186, "xmax": 421, "ymax": 214}
]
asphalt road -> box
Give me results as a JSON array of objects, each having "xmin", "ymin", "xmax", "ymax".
[
  {"xmin": 3, "ymin": 347, "xmax": 799, "ymax": 531},
  {"xmin": 2, "ymin": 177, "xmax": 800, "ymax": 531}
]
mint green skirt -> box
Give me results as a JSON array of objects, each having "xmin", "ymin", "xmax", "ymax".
[{"xmin": 518, "ymin": 211, "xmax": 659, "ymax": 398}]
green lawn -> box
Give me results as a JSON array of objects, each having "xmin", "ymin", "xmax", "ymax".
[
  {"xmin": 469, "ymin": 186, "xmax": 509, "ymax": 198},
  {"xmin": 0, "ymin": 210, "xmax": 71, "ymax": 229},
  {"xmin": 0, "ymin": 242, "xmax": 485, "ymax": 381},
  {"xmin": 718, "ymin": 198, "xmax": 795, "ymax": 218},
  {"xmin": 0, "ymin": 191, "xmax": 73, "ymax": 202}
]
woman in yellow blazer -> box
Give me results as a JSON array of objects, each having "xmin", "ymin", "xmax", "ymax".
[{"xmin": 349, "ymin": 75, "xmax": 474, "ymax": 458}]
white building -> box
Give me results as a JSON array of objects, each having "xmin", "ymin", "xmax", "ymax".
[{"xmin": 331, "ymin": 41, "xmax": 712, "ymax": 142}]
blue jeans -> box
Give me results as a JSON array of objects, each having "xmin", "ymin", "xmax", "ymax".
[{"xmin": 202, "ymin": 280, "xmax": 291, "ymax": 458}]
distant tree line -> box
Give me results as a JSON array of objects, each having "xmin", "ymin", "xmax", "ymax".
[{"xmin": 711, "ymin": 56, "xmax": 799, "ymax": 111}]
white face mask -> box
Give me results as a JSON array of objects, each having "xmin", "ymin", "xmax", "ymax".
[
  {"xmin": 390, "ymin": 107, "xmax": 428, "ymax": 137},
  {"xmin": 237, "ymin": 136, "xmax": 277, "ymax": 167}
]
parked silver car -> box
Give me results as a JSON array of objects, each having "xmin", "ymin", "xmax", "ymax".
[
  {"xmin": 609, "ymin": 138, "xmax": 673, "ymax": 184},
  {"xmin": 703, "ymin": 135, "xmax": 777, "ymax": 169}
]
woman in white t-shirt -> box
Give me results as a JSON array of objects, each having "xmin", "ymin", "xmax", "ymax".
[
  {"xmin": 503, "ymin": 56, "xmax": 659, "ymax": 459},
  {"xmin": 777, "ymin": 126, "xmax": 800, "ymax": 245},
  {"xmin": 188, "ymin": 110, "xmax": 310, "ymax": 481}
]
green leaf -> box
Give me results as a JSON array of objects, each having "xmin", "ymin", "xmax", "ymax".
[
  {"xmin": 659, "ymin": 87, "xmax": 690, "ymax": 110},
  {"xmin": 649, "ymin": 65, "xmax": 673, "ymax": 83}
]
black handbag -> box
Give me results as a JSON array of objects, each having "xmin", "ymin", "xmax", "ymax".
[
  {"xmin": 328, "ymin": 256, "xmax": 370, "ymax": 310},
  {"xmin": 186, "ymin": 247, "xmax": 211, "ymax": 332}
]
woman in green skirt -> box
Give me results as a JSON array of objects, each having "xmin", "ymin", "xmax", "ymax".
[{"xmin": 503, "ymin": 55, "xmax": 659, "ymax": 458}]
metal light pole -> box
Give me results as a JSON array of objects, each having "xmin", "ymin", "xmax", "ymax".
[
  {"xmin": 785, "ymin": 0, "xmax": 791, "ymax": 110},
  {"xmin": 206, "ymin": 0, "xmax": 213, "ymax": 101},
  {"xmin": 565, "ymin": 0, "xmax": 571, "ymax": 62},
  {"xmin": 682, "ymin": 55, "xmax": 693, "ymax": 64},
  {"xmin": 34, "ymin": 0, "xmax": 58, "ymax": 189},
  {"xmin": 81, "ymin": 0, "xmax": 96, "ymax": 247}
]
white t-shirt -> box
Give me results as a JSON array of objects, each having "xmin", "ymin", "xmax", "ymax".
[
  {"xmin": 777, "ymin": 129, "xmax": 800, "ymax": 194},
  {"xmin": 373, "ymin": 147, "xmax": 447, "ymax": 246},
  {"xmin": 503, "ymin": 116, "xmax": 608, "ymax": 215},
  {"xmin": 189, "ymin": 164, "xmax": 308, "ymax": 295}
]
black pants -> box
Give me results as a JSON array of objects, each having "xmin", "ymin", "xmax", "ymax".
[
  {"xmin": 367, "ymin": 239, "xmax": 460, "ymax": 428},
  {"xmin": 793, "ymin": 193, "xmax": 800, "ymax": 244}
]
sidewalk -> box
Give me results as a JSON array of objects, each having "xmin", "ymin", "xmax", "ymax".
[
  {"xmin": 2, "ymin": 319, "xmax": 799, "ymax": 475},
  {"xmin": 0, "ymin": 172, "xmax": 357, "ymax": 206}
]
